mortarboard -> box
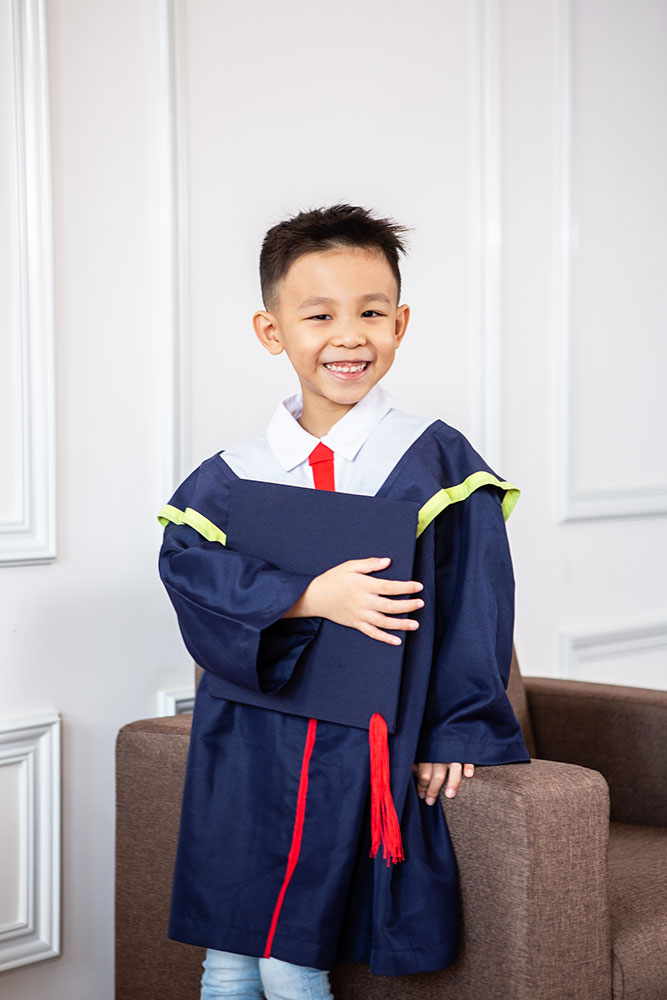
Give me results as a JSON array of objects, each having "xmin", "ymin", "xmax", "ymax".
[{"xmin": 211, "ymin": 479, "xmax": 420, "ymax": 733}]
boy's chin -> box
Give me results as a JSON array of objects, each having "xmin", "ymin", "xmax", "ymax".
[
  {"xmin": 320, "ymin": 369, "xmax": 384, "ymax": 399},
  {"xmin": 321, "ymin": 383, "xmax": 377, "ymax": 406},
  {"xmin": 299, "ymin": 372, "xmax": 384, "ymax": 411}
]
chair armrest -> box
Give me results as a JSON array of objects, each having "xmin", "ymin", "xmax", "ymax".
[
  {"xmin": 525, "ymin": 677, "xmax": 667, "ymax": 826},
  {"xmin": 438, "ymin": 759, "xmax": 611, "ymax": 1000},
  {"xmin": 115, "ymin": 715, "xmax": 205, "ymax": 998}
]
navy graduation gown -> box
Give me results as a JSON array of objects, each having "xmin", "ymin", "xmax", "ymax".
[{"xmin": 158, "ymin": 419, "xmax": 530, "ymax": 976}]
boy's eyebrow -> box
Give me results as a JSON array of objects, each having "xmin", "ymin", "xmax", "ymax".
[{"xmin": 298, "ymin": 292, "xmax": 392, "ymax": 309}]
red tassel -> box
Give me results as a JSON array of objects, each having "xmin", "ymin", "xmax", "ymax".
[{"xmin": 369, "ymin": 712, "xmax": 405, "ymax": 867}]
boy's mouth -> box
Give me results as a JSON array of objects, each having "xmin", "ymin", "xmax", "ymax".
[{"xmin": 322, "ymin": 361, "xmax": 370, "ymax": 375}]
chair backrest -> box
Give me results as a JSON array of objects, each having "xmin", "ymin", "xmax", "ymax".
[{"xmin": 507, "ymin": 647, "xmax": 536, "ymax": 758}]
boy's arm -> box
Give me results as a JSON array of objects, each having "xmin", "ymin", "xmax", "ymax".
[
  {"xmin": 160, "ymin": 517, "xmax": 425, "ymax": 694},
  {"xmin": 416, "ymin": 485, "xmax": 531, "ymax": 767},
  {"xmin": 159, "ymin": 521, "xmax": 322, "ymax": 693}
]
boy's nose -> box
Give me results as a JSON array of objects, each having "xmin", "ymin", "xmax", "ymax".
[{"xmin": 332, "ymin": 327, "xmax": 367, "ymax": 347}]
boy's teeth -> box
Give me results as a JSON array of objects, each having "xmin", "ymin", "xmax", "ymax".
[{"xmin": 325, "ymin": 362, "xmax": 368, "ymax": 373}]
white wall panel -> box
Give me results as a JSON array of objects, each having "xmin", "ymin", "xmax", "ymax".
[
  {"xmin": 470, "ymin": 0, "xmax": 503, "ymax": 468},
  {"xmin": 562, "ymin": 0, "xmax": 667, "ymax": 519},
  {"xmin": 157, "ymin": 0, "xmax": 190, "ymax": 496},
  {"xmin": 502, "ymin": 0, "xmax": 667, "ymax": 680},
  {"xmin": 0, "ymin": 0, "xmax": 22, "ymax": 525},
  {"xmin": 0, "ymin": 2, "xmax": 184, "ymax": 996},
  {"xmin": 561, "ymin": 624, "xmax": 667, "ymax": 689},
  {"xmin": 500, "ymin": 0, "xmax": 563, "ymax": 676},
  {"xmin": 0, "ymin": 0, "xmax": 56, "ymax": 564},
  {"xmin": 0, "ymin": 758, "xmax": 23, "ymax": 930},
  {"xmin": 0, "ymin": 714, "xmax": 60, "ymax": 973}
]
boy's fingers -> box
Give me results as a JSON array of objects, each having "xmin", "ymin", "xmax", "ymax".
[
  {"xmin": 376, "ymin": 579, "xmax": 424, "ymax": 596},
  {"xmin": 464, "ymin": 764, "xmax": 475, "ymax": 778},
  {"xmin": 344, "ymin": 557, "xmax": 392, "ymax": 573},
  {"xmin": 360, "ymin": 623, "xmax": 403, "ymax": 646},
  {"xmin": 443, "ymin": 762, "xmax": 463, "ymax": 799},
  {"xmin": 425, "ymin": 763, "xmax": 448, "ymax": 805},
  {"xmin": 376, "ymin": 596, "xmax": 424, "ymax": 615},
  {"xmin": 369, "ymin": 612, "xmax": 419, "ymax": 632},
  {"xmin": 415, "ymin": 763, "xmax": 433, "ymax": 797},
  {"xmin": 415, "ymin": 763, "xmax": 450, "ymax": 805}
]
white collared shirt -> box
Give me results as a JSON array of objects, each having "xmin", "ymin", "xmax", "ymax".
[{"xmin": 222, "ymin": 384, "xmax": 432, "ymax": 496}]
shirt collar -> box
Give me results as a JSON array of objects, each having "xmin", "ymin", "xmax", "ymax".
[{"xmin": 267, "ymin": 383, "xmax": 395, "ymax": 472}]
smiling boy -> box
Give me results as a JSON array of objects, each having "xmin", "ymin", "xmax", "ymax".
[
  {"xmin": 254, "ymin": 245, "xmax": 408, "ymax": 439},
  {"xmin": 158, "ymin": 204, "xmax": 530, "ymax": 1000}
]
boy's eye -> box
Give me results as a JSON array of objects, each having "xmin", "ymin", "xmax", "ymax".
[{"xmin": 307, "ymin": 310, "xmax": 384, "ymax": 320}]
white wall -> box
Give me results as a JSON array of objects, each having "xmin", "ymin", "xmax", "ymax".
[
  {"xmin": 0, "ymin": 0, "xmax": 188, "ymax": 994},
  {"xmin": 0, "ymin": 0, "xmax": 665, "ymax": 996}
]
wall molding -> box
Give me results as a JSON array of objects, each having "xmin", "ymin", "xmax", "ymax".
[
  {"xmin": 559, "ymin": 623, "xmax": 667, "ymax": 681},
  {"xmin": 157, "ymin": 685, "xmax": 194, "ymax": 716},
  {"xmin": 555, "ymin": 0, "xmax": 667, "ymax": 522},
  {"xmin": 157, "ymin": 0, "xmax": 190, "ymax": 503},
  {"xmin": 470, "ymin": 0, "xmax": 502, "ymax": 470},
  {"xmin": 0, "ymin": 0, "xmax": 56, "ymax": 565},
  {"xmin": 0, "ymin": 713, "xmax": 60, "ymax": 972}
]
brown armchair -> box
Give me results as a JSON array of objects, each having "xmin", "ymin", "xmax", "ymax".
[{"xmin": 115, "ymin": 653, "xmax": 667, "ymax": 999}]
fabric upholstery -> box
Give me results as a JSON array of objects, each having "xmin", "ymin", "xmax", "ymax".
[
  {"xmin": 608, "ymin": 822, "xmax": 667, "ymax": 1000},
  {"xmin": 507, "ymin": 648, "xmax": 535, "ymax": 757},
  {"xmin": 115, "ymin": 717, "xmax": 205, "ymax": 999},
  {"xmin": 525, "ymin": 677, "xmax": 667, "ymax": 826}
]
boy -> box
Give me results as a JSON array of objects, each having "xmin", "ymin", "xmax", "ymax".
[{"xmin": 158, "ymin": 204, "xmax": 530, "ymax": 999}]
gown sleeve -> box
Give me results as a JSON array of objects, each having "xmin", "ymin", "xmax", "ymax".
[
  {"xmin": 417, "ymin": 484, "xmax": 531, "ymax": 766},
  {"xmin": 159, "ymin": 521, "xmax": 322, "ymax": 693}
]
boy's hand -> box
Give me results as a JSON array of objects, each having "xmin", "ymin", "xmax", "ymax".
[
  {"xmin": 413, "ymin": 762, "xmax": 475, "ymax": 805},
  {"xmin": 284, "ymin": 556, "xmax": 424, "ymax": 645}
]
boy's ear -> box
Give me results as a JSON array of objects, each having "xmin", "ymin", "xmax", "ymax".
[
  {"xmin": 253, "ymin": 310, "xmax": 284, "ymax": 356},
  {"xmin": 394, "ymin": 303, "xmax": 410, "ymax": 347}
]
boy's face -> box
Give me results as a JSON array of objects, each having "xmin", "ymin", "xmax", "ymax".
[{"xmin": 253, "ymin": 246, "xmax": 410, "ymax": 430}]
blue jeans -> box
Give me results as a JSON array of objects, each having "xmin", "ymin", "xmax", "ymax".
[{"xmin": 200, "ymin": 949, "xmax": 334, "ymax": 1000}]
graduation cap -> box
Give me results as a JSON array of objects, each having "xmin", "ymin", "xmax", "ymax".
[{"xmin": 221, "ymin": 478, "xmax": 421, "ymax": 864}]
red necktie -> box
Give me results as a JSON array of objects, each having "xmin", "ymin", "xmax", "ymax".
[
  {"xmin": 307, "ymin": 441, "xmax": 404, "ymax": 866},
  {"xmin": 308, "ymin": 441, "xmax": 335, "ymax": 491}
]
